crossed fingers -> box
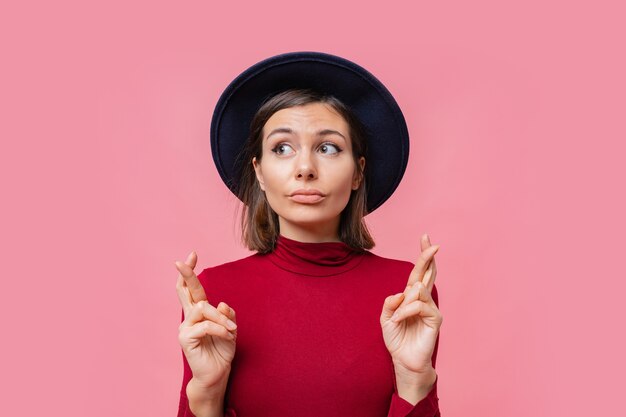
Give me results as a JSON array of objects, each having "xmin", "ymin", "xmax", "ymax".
[
  {"xmin": 399, "ymin": 234, "xmax": 439, "ymax": 311},
  {"xmin": 174, "ymin": 251, "xmax": 208, "ymax": 317},
  {"xmin": 406, "ymin": 237, "xmax": 439, "ymax": 292},
  {"xmin": 391, "ymin": 280, "xmax": 439, "ymax": 323}
]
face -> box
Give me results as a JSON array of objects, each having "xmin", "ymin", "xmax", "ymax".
[{"xmin": 252, "ymin": 102, "xmax": 365, "ymax": 239}]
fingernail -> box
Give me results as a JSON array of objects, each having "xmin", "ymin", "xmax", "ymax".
[{"xmin": 226, "ymin": 319, "xmax": 237, "ymax": 330}]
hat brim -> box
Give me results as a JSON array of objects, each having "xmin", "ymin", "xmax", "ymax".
[{"xmin": 210, "ymin": 51, "xmax": 410, "ymax": 214}]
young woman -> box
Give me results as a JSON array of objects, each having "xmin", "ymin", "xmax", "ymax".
[{"xmin": 174, "ymin": 52, "xmax": 443, "ymax": 417}]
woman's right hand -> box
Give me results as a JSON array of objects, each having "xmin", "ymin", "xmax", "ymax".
[{"xmin": 175, "ymin": 251, "xmax": 238, "ymax": 392}]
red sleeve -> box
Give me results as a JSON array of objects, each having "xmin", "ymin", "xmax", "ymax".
[
  {"xmin": 386, "ymin": 283, "xmax": 442, "ymax": 417},
  {"xmin": 386, "ymin": 373, "xmax": 440, "ymax": 417}
]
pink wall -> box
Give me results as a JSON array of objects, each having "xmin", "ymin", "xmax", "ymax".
[{"xmin": 2, "ymin": 1, "xmax": 625, "ymax": 416}]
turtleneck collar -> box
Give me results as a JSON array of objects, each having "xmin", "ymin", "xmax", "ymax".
[{"xmin": 265, "ymin": 234, "xmax": 367, "ymax": 277}]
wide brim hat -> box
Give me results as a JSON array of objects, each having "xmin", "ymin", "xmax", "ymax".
[{"xmin": 210, "ymin": 51, "xmax": 410, "ymax": 214}]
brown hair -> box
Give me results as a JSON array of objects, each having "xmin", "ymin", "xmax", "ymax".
[{"xmin": 232, "ymin": 88, "xmax": 375, "ymax": 254}]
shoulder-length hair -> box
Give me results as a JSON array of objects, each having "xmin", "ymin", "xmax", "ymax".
[{"xmin": 232, "ymin": 88, "xmax": 375, "ymax": 254}]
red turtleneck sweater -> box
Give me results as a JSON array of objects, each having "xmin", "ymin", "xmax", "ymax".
[{"xmin": 177, "ymin": 234, "xmax": 441, "ymax": 417}]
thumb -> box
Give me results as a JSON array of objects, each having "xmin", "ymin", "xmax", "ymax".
[{"xmin": 380, "ymin": 292, "xmax": 405, "ymax": 322}]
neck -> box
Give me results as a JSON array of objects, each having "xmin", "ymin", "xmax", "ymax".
[
  {"xmin": 278, "ymin": 216, "xmax": 341, "ymax": 243},
  {"xmin": 264, "ymin": 233, "xmax": 366, "ymax": 277}
]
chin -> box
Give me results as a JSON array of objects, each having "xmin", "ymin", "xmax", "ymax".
[
  {"xmin": 284, "ymin": 213, "xmax": 333, "ymax": 224},
  {"xmin": 280, "ymin": 210, "xmax": 339, "ymax": 226}
]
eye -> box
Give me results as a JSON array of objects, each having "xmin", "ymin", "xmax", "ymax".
[
  {"xmin": 319, "ymin": 142, "xmax": 342, "ymax": 155},
  {"xmin": 270, "ymin": 143, "xmax": 295, "ymax": 156}
]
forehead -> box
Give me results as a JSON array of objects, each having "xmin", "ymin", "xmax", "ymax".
[{"xmin": 264, "ymin": 102, "xmax": 348, "ymax": 131}]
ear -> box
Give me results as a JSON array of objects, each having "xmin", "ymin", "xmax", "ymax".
[
  {"xmin": 352, "ymin": 157, "xmax": 366, "ymax": 190},
  {"xmin": 252, "ymin": 157, "xmax": 266, "ymax": 191}
]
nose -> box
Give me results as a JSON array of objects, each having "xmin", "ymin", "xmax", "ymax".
[{"xmin": 295, "ymin": 149, "xmax": 317, "ymax": 180}]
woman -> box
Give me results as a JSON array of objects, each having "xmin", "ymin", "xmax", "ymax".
[{"xmin": 175, "ymin": 52, "xmax": 443, "ymax": 417}]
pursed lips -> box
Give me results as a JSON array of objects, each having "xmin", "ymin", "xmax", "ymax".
[
  {"xmin": 289, "ymin": 189, "xmax": 325, "ymax": 197},
  {"xmin": 288, "ymin": 189, "xmax": 326, "ymax": 203}
]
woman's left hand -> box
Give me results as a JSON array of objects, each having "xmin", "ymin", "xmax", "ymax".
[{"xmin": 380, "ymin": 234, "xmax": 443, "ymax": 376}]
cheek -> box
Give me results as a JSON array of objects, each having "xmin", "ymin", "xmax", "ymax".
[
  {"xmin": 259, "ymin": 165, "xmax": 287, "ymax": 192},
  {"xmin": 328, "ymin": 163, "xmax": 356, "ymax": 190}
]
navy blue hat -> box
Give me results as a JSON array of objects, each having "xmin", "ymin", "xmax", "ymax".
[{"xmin": 210, "ymin": 51, "xmax": 410, "ymax": 214}]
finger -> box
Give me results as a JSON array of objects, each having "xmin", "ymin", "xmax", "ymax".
[
  {"xmin": 419, "ymin": 234, "xmax": 435, "ymax": 266},
  {"xmin": 380, "ymin": 292, "xmax": 406, "ymax": 323},
  {"xmin": 218, "ymin": 302, "xmax": 237, "ymax": 324},
  {"xmin": 403, "ymin": 245, "xmax": 439, "ymax": 305},
  {"xmin": 391, "ymin": 299, "xmax": 439, "ymax": 323},
  {"xmin": 185, "ymin": 251, "xmax": 198, "ymax": 270},
  {"xmin": 175, "ymin": 255, "xmax": 208, "ymax": 303},
  {"xmin": 401, "ymin": 280, "xmax": 435, "ymax": 307},
  {"xmin": 422, "ymin": 234, "xmax": 438, "ymax": 290},
  {"xmin": 180, "ymin": 301, "xmax": 237, "ymax": 336},
  {"xmin": 196, "ymin": 300, "xmax": 237, "ymax": 331},
  {"xmin": 175, "ymin": 275, "xmax": 193, "ymax": 316},
  {"xmin": 399, "ymin": 234, "xmax": 434, "ymax": 308},
  {"xmin": 181, "ymin": 318, "xmax": 235, "ymax": 343},
  {"xmin": 180, "ymin": 301, "xmax": 206, "ymax": 329},
  {"xmin": 422, "ymin": 261, "xmax": 436, "ymax": 291},
  {"xmin": 420, "ymin": 234, "xmax": 435, "ymax": 291},
  {"xmin": 420, "ymin": 233, "xmax": 431, "ymax": 253},
  {"xmin": 406, "ymin": 245, "xmax": 440, "ymax": 288}
]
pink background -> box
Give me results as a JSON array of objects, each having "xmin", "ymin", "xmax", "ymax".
[{"xmin": 2, "ymin": 1, "xmax": 624, "ymax": 416}]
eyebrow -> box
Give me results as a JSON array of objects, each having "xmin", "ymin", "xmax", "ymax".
[{"xmin": 265, "ymin": 127, "xmax": 347, "ymax": 141}]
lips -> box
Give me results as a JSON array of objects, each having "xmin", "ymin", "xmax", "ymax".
[
  {"xmin": 290, "ymin": 188, "xmax": 325, "ymax": 197},
  {"xmin": 289, "ymin": 189, "xmax": 326, "ymax": 204},
  {"xmin": 289, "ymin": 194, "xmax": 325, "ymax": 204}
]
